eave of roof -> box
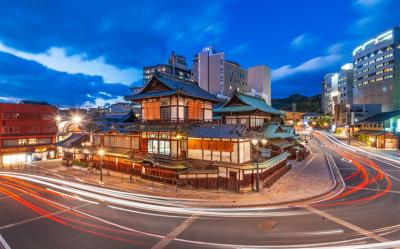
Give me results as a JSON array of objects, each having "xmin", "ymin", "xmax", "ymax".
[
  {"xmin": 126, "ymin": 75, "xmax": 221, "ymax": 103},
  {"xmin": 214, "ymin": 92, "xmax": 281, "ymax": 115}
]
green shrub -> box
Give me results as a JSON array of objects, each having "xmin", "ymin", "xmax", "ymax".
[{"xmin": 72, "ymin": 160, "xmax": 88, "ymax": 168}]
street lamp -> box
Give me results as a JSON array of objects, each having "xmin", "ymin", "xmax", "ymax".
[
  {"xmin": 346, "ymin": 104, "xmax": 351, "ymax": 145},
  {"xmin": 251, "ymin": 138, "xmax": 268, "ymax": 192},
  {"xmin": 98, "ymin": 149, "xmax": 105, "ymax": 182},
  {"xmin": 261, "ymin": 139, "xmax": 268, "ymax": 146},
  {"xmin": 72, "ymin": 115, "xmax": 82, "ymax": 124}
]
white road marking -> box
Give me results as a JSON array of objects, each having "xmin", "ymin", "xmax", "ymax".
[
  {"xmin": 341, "ymin": 158, "xmax": 352, "ymax": 163},
  {"xmin": 152, "ymin": 216, "xmax": 197, "ymax": 249},
  {"xmin": 0, "ymin": 234, "xmax": 11, "ymax": 249},
  {"xmin": 305, "ymin": 205, "xmax": 390, "ymax": 243}
]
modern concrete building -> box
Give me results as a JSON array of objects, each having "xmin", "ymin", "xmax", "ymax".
[
  {"xmin": 0, "ymin": 102, "xmax": 58, "ymax": 165},
  {"xmin": 143, "ymin": 51, "xmax": 192, "ymax": 85},
  {"xmin": 353, "ymin": 26, "xmax": 400, "ymax": 112},
  {"xmin": 337, "ymin": 63, "xmax": 354, "ymax": 106},
  {"xmin": 322, "ymin": 63, "xmax": 354, "ymax": 116},
  {"xmin": 322, "ymin": 73, "xmax": 338, "ymax": 114},
  {"xmin": 247, "ymin": 65, "xmax": 272, "ymax": 105},
  {"xmin": 192, "ymin": 47, "xmax": 247, "ymax": 97}
]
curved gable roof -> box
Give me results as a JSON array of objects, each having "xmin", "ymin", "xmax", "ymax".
[
  {"xmin": 126, "ymin": 75, "xmax": 221, "ymax": 103},
  {"xmin": 214, "ymin": 92, "xmax": 281, "ymax": 115}
]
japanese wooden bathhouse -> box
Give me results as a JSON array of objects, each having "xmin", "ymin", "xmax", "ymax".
[{"xmin": 85, "ymin": 75, "xmax": 297, "ymax": 192}]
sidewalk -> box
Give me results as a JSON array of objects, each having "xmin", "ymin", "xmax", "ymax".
[{"xmin": 2, "ymin": 143, "xmax": 338, "ymax": 207}]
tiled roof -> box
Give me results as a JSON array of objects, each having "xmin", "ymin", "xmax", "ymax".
[
  {"xmin": 358, "ymin": 110, "xmax": 400, "ymax": 123},
  {"xmin": 260, "ymin": 124, "xmax": 296, "ymax": 139},
  {"xmin": 269, "ymin": 139, "xmax": 294, "ymax": 149},
  {"xmin": 126, "ymin": 75, "xmax": 221, "ymax": 103},
  {"xmin": 92, "ymin": 122, "xmax": 252, "ymax": 139},
  {"xmin": 187, "ymin": 124, "xmax": 251, "ymax": 139},
  {"xmin": 56, "ymin": 133, "xmax": 89, "ymax": 148},
  {"xmin": 214, "ymin": 92, "xmax": 281, "ymax": 115},
  {"xmin": 93, "ymin": 111, "xmax": 136, "ymax": 123}
]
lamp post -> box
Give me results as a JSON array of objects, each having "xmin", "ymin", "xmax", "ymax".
[
  {"xmin": 251, "ymin": 138, "xmax": 268, "ymax": 192},
  {"xmin": 346, "ymin": 104, "xmax": 351, "ymax": 145},
  {"xmin": 72, "ymin": 115, "xmax": 82, "ymax": 124},
  {"xmin": 98, "ymin": 149, "xmax": 105, "ymax": 182}
]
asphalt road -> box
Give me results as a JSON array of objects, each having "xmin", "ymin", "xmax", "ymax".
[{"xmin": 0, "ymin": 131, "xmax": 399, "ymax": 249}]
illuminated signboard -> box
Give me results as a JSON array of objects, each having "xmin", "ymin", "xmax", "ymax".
[{"xmin": 397, "ymin": 119, "xmax": 400, "ymax": 133}]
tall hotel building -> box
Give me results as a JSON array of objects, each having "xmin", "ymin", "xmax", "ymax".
[
  {"xmin": 192, "ymin": 47, "xmax": 247, "ymax": 97},
  {"xmin": 353, "ymin": 27, "xmax": 400, "ymax": 112}
]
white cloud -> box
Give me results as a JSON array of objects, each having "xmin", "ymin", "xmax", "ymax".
[
  {"xmin": 290, "ymin": 33, "xmax": 317, "ymax": 49},
  {"xmin": 99, "ymin": 91, "xmax": 112, "ymax": 97},
  {"xmin": 83, "ymin": 96, "xmax": 126, "ymax": 108},
  {"xmin": 0, "ymin": 96, "xmax": 21, "ymax": 103},
  {"xmin": 350, "ymin": 0, "xmax": 395, "ymax": 35},
  {"xmin": 327, "ymin": 42, "xmax": 346, "ymax": 54},
  {"xmin": 272, "ymin": 53, "xmax": 342, "ymax": 80},
  {"xmin": 355, "ymin": 0, "xmax": 385, "ymax": 7},
  {"xmin": 229, "ymin": 43, "xmax": 250, "ymax": 55},
  {"xmin": 0, "ymin": 42, "xmax": 141, "ymax": 85}
]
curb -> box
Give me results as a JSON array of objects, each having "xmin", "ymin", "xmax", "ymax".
[{"xmin": 206, "ymin": 152, "xmax": 345, "ymax": 208}]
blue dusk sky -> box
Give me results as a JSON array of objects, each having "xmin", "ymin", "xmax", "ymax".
[{"xmin": 0, "ymin": 0, "xmax": 399, "ymax": 107}]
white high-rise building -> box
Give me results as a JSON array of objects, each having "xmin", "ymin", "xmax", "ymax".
[{"xmin": 352, "ymin": 26, "xmax": 400, "ymax": 112}]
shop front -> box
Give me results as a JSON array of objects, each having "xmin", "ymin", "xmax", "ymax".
[
  {"xmin": 354, "ymin": 130, "xmax": 398, "ymax": 149},
  {"xmin": 0, "ymin": 146, "xmax": 56, "ymax": 165}
]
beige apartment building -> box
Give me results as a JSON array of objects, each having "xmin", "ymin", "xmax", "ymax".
[
  {"xmin": 247, "ymin": 65, "xmax": 272, "ymax": 105},
  {"xmin": 192, "ymin": 47, "xmax": 247, "ymax": 97}
]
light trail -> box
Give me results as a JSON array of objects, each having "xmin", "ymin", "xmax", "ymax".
[{"xmin": 0, "ymin": 172, "xmax": 311, "ymax": 218}]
